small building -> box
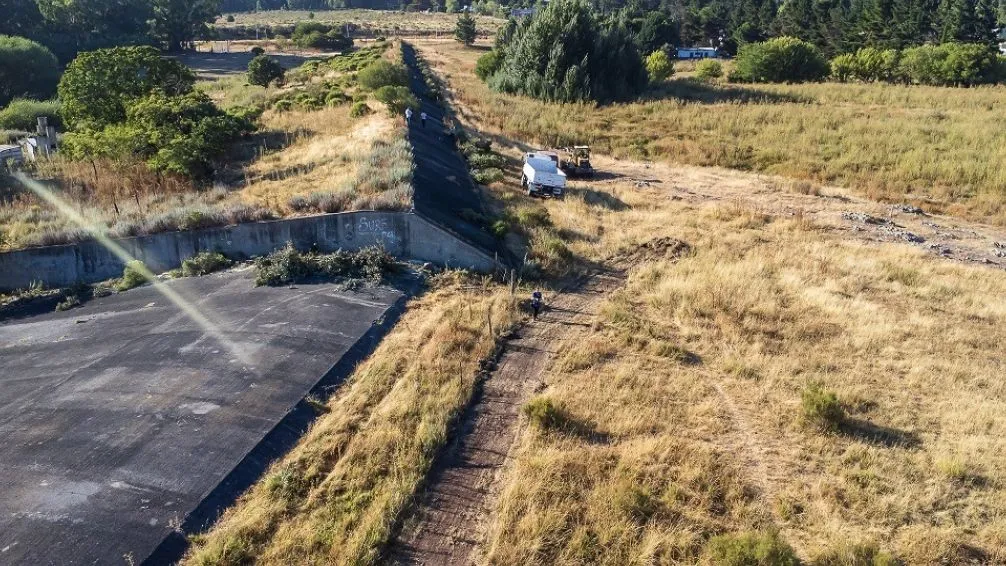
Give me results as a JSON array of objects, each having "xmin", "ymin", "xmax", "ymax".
[
  {"xmin": 677, "ymin": 47, "xmax": 719, "ymax": 60},
  {"xmin": 510, "ymin": 7, "xmax": 535, "ymax": 17}
]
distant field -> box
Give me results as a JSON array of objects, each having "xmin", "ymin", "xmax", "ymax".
[
  {"xmin": 417, "ymin": 40, "xmax": 1006, "ymax": 225},
  {"xmin": 214, "ymin": 9, "xmax": 502, "ymax": 36}
]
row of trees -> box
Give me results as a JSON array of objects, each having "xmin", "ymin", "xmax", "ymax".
[
  {"xmin": 0, "ymin": 0, "xmax": 220, "ymax": 60},
  {"xmin": 729, "ymin": 36, "xmax": 1004, "ymax": 86},
  {"xmin": 586, "ymin": 0, "xmax": 1006, "ymax": 58}
]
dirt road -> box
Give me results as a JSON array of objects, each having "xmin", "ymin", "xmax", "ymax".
[{"xmin": 387, "ymin": 270, "xmax": 623, "ymax": 565}]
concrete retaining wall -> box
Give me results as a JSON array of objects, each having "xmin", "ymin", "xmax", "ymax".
[{"xmin": 0, "ymin": 211, "xmax": 496, "ymax": 291}]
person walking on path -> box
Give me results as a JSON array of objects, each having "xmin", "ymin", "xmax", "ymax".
[
  {"xmin": 421, "ymin": 111, "xmax": 428, "ymax": 128},
  {"xmin": 531, "ymin": 291, "xmax": 543, "ymax": 320},
  {"xmin": 405, "ymin": 107, "xmax": 413, "ymax": 125}
]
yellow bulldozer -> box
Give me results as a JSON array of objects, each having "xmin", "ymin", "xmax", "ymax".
[{"xmin": 559, "ymin": 145, "xmax": 595, "ymax": 179}]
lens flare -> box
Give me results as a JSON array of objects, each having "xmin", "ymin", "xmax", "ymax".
[{"xmin": 14, "ymin": 172, "xmax": 256, "ymax": 367}]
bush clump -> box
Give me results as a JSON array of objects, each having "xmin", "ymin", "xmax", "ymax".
[
  {"xmin": 645, "ymin": 50, "xmax": 674, "ymax": 83},
  {"xmin": 695, "ymin": 59, "xmax": 724, "ymax": 80},
  {"xmin": 254, "ymin": 243, "xmax": 396, "ymax": 286},
  {"xmin": 357, "ymin": 60, "xmax": 408, "ymax": 91},
  {"xmin": 374, "ymin": 85, "xmax": 418, "ymax": 116},
  {"xmin": 181, "ymin": 251, "xmax": 233, "ymax": 277},
  {"xmin": 0, "ymin": 98, "xmax": 62, "ymax": 131},
  {"xmin": 291, "ymin": 22, "xmax": 353, "ymax": 51},
  {"xmin": 729, "ymin": 36, "xmax": 830, "ymax": 84},
  {"xmin": 349, "ymin": 101, "xmax": 372, "ymax": 118},
  {"xmin": 523, "ymin": 397, "xmax": 570, "ymax": 431},
  {"xmin": 801, "ymin": 382, "xmax": 846, "ymax": 432},
  {"xmin": 705, "ymin": 530, "xmax": 801, "ymax": 566},
  {"xmin": 474, "ymin": 50, "xmax": 501, "ymax": 80},
  {"xmin": 247, "ymin": 54, "xmax": 285, "ymax": 87},
  {"xmin": 116, "ymin": 260, "xmax": 150, "ymax": 292}
]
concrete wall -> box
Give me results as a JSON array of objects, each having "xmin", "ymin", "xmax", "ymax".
[{"xmin": 0, "ymin": 211, "xmax": 497, "ymax": 291}]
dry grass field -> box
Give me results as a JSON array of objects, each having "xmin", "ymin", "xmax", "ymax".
[
  {"xmin": 172, "ymin": 37, "xmax": 1006, "ymax": 566},
  {"xmin": 183, "ymin": 273, "xmax": 522, "ymax": 565},
  {"xmin": 0, "ymin": 43, "xmax": 411, "ymax": 252},
  {"xmin": 214, "ymin": 9, "xmax": 502, "ymax": 36},
  {"xmin": 417, "ymin": 40, "xmax": 1006, "ymax": 226}
]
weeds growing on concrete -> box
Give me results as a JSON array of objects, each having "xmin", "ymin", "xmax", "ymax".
[
  {"xmin": 253, "ymin": 243, "xmax": 396, "ymax": 286},
  {"xmin": 181, "ymin": 252, "xmax": 233, "ymax": 277}
]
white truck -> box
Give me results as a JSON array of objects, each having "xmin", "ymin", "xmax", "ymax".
[{"xmin": 521, "ymin": 151, "xmax": 566, "ymax": 198}]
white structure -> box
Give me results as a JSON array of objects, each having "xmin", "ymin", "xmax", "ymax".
[
  {"xmin": 677, "ymin": 47, "xmax": 719, "ymax": 59},
  {"xmin": 20, "ymin": 116, "xmax": 57, "ymax": 162}
]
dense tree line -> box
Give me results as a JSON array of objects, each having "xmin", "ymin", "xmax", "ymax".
[{"xmin": 0, "ymin": 0, "xmax": 220, "ymax": 60}]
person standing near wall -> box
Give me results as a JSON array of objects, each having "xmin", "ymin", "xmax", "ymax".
[
  {"xmin": 405, "ymin": 107, "xmax": 413, "ymax": 125},
  {"xmin": 420, "ymin": 111, "xmax": 427, "ymax": 128}
]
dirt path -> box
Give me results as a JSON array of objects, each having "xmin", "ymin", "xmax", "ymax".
[{"xmin": 387, "ymin": 270, "xmax": 623, "ymax": 566}]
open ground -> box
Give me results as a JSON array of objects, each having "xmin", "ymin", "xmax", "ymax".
[{"xmin": 177, "ymin": 39, "xmax": 1006, "ymax": 566}]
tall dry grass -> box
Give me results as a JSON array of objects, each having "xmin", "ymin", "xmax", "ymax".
[
  {"xmin": 416, "ymin": 40, "xmax": 1006, "ymax": 225},
  {"xmin": 183, "ymin": 273, "xmax": 522, "ymax": 566},
  {"xmin": 482, "ymin": 185, "xmax": 1006, "ymax": 564}
]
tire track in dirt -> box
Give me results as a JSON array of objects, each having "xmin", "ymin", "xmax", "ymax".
[{"xmin": 386, "ymin": 270, "xmax": 624, "ymax": 566}]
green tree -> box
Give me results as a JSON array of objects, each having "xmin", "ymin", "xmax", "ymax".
[
  {"xmin": 247, "ymin": 54, "xmax": 284, "ymax": 86},
  {"xmin": 151, "ymin": 0, "xmax": 221, "ymax": 52},
  {"xmin": 64, "ymin": 91, "xmax": 252, "ymax": 179},
  {"xmin": 490, "ymin": 0, "xmax": 647, "ymax": 103},
  {"xmin": 0, "ymin": 0, "xmax": 43, "ymax": 38},
  {"xmin": 0, "ymin": 98, "xmax": 62, "ymax": 130},
  {"xmin": 455, "ymin": 13, "xmax": 477, "ymax": 45},
  {"xmin": 645, "ymin": 50, "xmax": 674, "ymax": 83},
  {"xmin": 357, "ymin": 60, "xmax": 408, "ymax": 90},
  {"xmin": 445, "ymin": 0, "xmax": 459, "ymax": 12},
  {"xmin": 636, "ymin": 11, "xmax": 679, "ymax": 54},
  {"xmin": 729, "ymin": 36, "xmax": 830, "ymax": 83},
  {"xmin": 58, "ymin": 46, "xmax": 195, "ymax": 131},
  {"xmin": 291, "ymin": 22, "xmax": 353, "ymax": 50},
  {"xmin": 0, "ymin": 36, "xmax": 60, "ymax": 106}
]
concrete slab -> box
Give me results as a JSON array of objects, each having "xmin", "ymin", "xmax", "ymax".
[{"xmin": 0, "ymin": 268, "xmax": 406, "ymax": 565}]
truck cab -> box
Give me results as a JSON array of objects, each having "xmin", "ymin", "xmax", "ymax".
[{"xmin": 522, "ymin": 151, "xmax": 566, "ymax": 198}]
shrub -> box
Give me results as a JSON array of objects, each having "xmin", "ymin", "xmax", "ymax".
[
  {"xmin": 523, "ymin": 397, "xmax": 569, "ymax": 430},
  {"xmin": 0, "ymin": 99, "xmax": 62, "ymax": 131},
  {"xmin": 474, "ymin": 49, "xmax": 502, "ymax": 81},
  {"xmin": 471, "ymin": 167, "xmax": 504, "ymax": 185},
  {"xmin": 116, "ymin": 260, "xmax": 150, "ymax": 292},
  {"xmin": 898, "ymin": 42, "xmax": 997, "ymax": 86},
  {"xmin": 250, "ymin": 46, "xmax": 264, "ymax": 55},
  {"xmin": 801, "ymin": 382, "xmax": 845, "ymax": 432},
  {"xmin": 831, "ymin": 53, "xmax": 855, "ymax": 82},
  {"xmin": 695, "ymin": 59, "xmax": 723, "ymax": 80},
  {"xmin": 55, "ymin": 294, "xmax": 82, "ymax": 311},
  {"xmin": 811, "ymin": 541, "xmax": 898, "ymax": 566},
  {"xmin": 181, "ymin": 251, "xmax": 233, "ymax": 277},
  {"xmin": 291, "ymin": 22, "xmax": 352, "ymax": 51},
  {"xmin": 374, "ymin": 85, "xmax": 418, "ymax": 115},
  {"xmin": 248, "ymin": 54, "xmax": 285, "ymax": 87},
  {"xmin": 645, "ymin": 50, "xmax": 674, "ymax": 83},
  {"xmin": 349, "ymin": 101, "xmax": 372, "ymax": 117},
  {"xmin": 729, "ymin": 37, "xmax": 829, "ymax": 84},
  {"xmin": 0, "ymin": 36, "xmax": 60, "ymax": 107},
  {"xmin": 490, "ymin": 0, "xmax": 647, "ymax": 103},
  {"xmin": 705, "ymin": 530, "xmax": 801, "ymax": 566},
  {"xmin": 357, "ymin": 60, "xmax": 408, "ymax": 91},
  {"xmin": 226, "ymin": 14, "xmax": 236, "ymax": 23}
]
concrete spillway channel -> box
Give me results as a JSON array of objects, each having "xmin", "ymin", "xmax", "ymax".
[{"xmin": 0, "ymin": 269, "xmax": 414, "ymax": 565}]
